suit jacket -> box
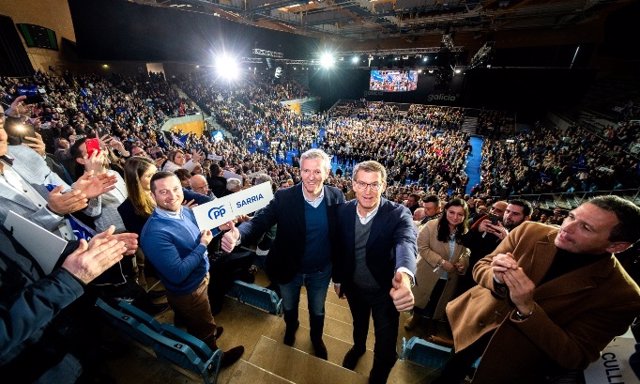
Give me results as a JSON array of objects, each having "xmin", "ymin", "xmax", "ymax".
[
  {"xmin": 238, "ymin": 183, "xmax": 345, "ymax": 284},
  {"xmin": 1, "ymin": 145, "xmax": 100, "ymax": 238},
  {"xmin": 412, "ymin": 219, "xmax": 469, "ymax": 318},
  {"xmin": 333, "ymin": 198, "xmax": 417, "ymax": 293},
  {"xmin": 446, "ymin": 221, "xmax": 640, "ymax": 384}
]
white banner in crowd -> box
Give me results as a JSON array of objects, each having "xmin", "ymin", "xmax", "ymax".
[
  {"xmin": 584, "ymin": 334, "xmax": 637, "ymax": 384},
  {"xmin": 192, "ymin": 181, "xmax": 274, "ymax": 230}
]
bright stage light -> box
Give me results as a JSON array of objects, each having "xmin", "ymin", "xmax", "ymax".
[
  {"xmin": 351, "ymin": 55, "xmax": 360, "ymax": 64},
  {"xmin": 319, "ymin": 52, "xmax": 336, "ymax": 69},
  {"xmin": 215, "ymin": 53, "xmax": 241, "ymax": 81}
]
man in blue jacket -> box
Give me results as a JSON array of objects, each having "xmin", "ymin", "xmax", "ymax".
[
  {"xmin": 333, "ymin": 160, "xmax": 417, "ymax": 384},
  {"xmin": 140, "ymin": 171, "xmax": 243, "ymax": 368},
  {"xmin": 221, "ymin": 149, "xmax": 345, "ymax": 359}
]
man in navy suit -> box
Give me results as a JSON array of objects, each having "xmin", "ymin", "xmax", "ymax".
[
  {"xmin": 221, "ymin": 149, "xmax": 345, "ymax": 359},
  {"xmin": 333, "ymin": 160, "xmax": 417, "ymax": 384}
]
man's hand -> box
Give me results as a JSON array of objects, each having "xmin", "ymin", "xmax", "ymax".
[
  {"xmin": 91, "ymin": 225, "xmax": 138, "ymax": 256},
  {"xmin": 22, "ymin": 132, "xmax": 46, "ymax": 157},
  {"xmin": 220, "ymin": 221, "xmax": 240, "ymax": 253},
  {"xmin": 6, "ymin": 95, "xmax": 27, "ymax": 117},
  {"xmin": 491, "ymin": 252, "xmax": 518, "ymax": 284},
  {"xmin": 113, "ymin": 232, "xmax": 139, "ymax": 256},
  {"xmin": 47, "ymin": 185, "xmax": 88, "ymax": 215},
  {"xmin": 390, "ymin": 271, "xmax": 414, "ymax": 312},
  {"xmin": 502, "ymin": 267, "xmax": 536, "ymax": 315},
  {"xmin": 81, "ymin": 149, "xmax": 107, "ymax": 174},
  {"xmin": 199, "ymin": 229, "xmax": 213, "ymax": 246},
  {"xmin": 61, "ymin": 226, "xmax": 127, "ymax": 284},
  {"xmin": 480, "ymin": 220, "xmax": 509, "ymax": 240},
  {"xmin": 73, "ymin": 170, "xmax": 117, "ymax": 199},
  {"xmin": 334, "ymin": 283, "xmax": 345, "ymax": 299}
]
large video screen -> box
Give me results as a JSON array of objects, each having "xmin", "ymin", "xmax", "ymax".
[{"xmin": 369, "ymin": 70, "xmax": 418, "ymax": 92}]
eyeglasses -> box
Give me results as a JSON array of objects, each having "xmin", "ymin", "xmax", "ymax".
[{"xmin": 354, "ymin": 180, "xmax": 383, "ymax": 191}]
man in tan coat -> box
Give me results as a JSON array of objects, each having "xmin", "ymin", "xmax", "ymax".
[{"xmin": 434, "ymin": 195, "xmax": 640, "ymax": 384}]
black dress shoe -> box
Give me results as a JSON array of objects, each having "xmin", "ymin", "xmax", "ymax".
[
  {"xmin": 312, "ymin": 339, "xmax": 328, "ymax": 360},
  {"xmin": 220, "ymin": 345, "xmax": 245, "ymax": 368},
  {"xmin": 342, "ymin": 347, "xmax": 365, "ymax": 370}
]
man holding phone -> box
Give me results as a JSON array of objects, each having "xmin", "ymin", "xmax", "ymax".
[{"xmin": 457, "ymin": 200, "xmax": 532, "ymax": 295}]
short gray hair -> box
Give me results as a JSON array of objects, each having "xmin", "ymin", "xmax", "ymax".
[{"xmin": 300, "ymin": 148, "xmax": 331, "ymax": 174}]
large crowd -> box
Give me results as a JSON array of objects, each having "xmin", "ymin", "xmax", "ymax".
[{"xmin": 1, "ymin": 67, "xmax": 640, "ymax": 383}]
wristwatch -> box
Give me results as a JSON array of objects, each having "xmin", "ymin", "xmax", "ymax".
[{"xmin": 514, "ymin": 308, "xmax": 533, "ymax": 321}]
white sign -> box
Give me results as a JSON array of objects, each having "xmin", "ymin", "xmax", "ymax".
[
  {"xmin": 584, "ymin": 335, "xmax": 637, "ymax": 384},
  {"xmin": 192, "ymin": 181, "xmax": 274, "ymax": 230},
  {"xmin": 4, "ymin": 210, "xmax": 68, "ymax": 274}
]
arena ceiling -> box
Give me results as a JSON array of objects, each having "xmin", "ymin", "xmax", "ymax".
[{"xmin": 128, "ymin": 0, "xmax": 630, "ymax": 44}]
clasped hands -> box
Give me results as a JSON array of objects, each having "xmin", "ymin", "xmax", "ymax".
[{"xmin": 491, "ymin": 252, "xmax": 535, "ymax": 314}]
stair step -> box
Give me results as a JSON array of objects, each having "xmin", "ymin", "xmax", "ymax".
[
  {"xmin": 268, "ymin": 322, "xmax": 374, "ymax": 368},
  {"xmin": 299, "ymin": 290, "xmax": 373, "ymax": 328},
  {"xmin": 228, "ymin": 360, "xmax": 296, "ymax": 384},
  {"xmin": 266, "ymin": 323, "xmax": 435, "ymax": 383},
  {"xmin": 297, "ymin": 305, "xmax": 375, "ymax": 351},
  {"xmin": 248, "ymin": 336, "xmax": 369, "ymax": 384}
]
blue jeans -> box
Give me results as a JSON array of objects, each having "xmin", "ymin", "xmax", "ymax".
[{"xmin": 279, "ymin": 264, "xmax": 332, "ymax": 317}]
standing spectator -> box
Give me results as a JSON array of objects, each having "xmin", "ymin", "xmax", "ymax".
[
  {"xmin": 434, "ymin": 196, "xmax": 640, "ymax": 383},
  {"xmin": 221, "ymin": 149, "xmax": 345, "ymax": 359},
  {"xmin": 190, "ymin": 174, "xmax": 216, "ymax": 199},
  {"xmin": 207, "ymin": 162, "xmax": 227, "ymax": 198},
  {"xmin": 140, "ymin": 172, "xmax": 244, "ymax": 368},
  {"xmin": 405, "ymin": 198, "xmax": 470, "ymax": 332},
  {"xmin": 333, "ymin": 160, "xmax": 417, "ymax": 384},
  {"xmin": 457, "ymin": 199, "xmax": 531, "ymax": 295}
]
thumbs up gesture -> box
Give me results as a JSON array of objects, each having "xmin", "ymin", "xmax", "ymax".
[
  {"xmin": 220, "ymin": 220, "xmax": 240, "ymax": 253},
  {"xmin": 389, "ymin": 271, "xmax": 414, "ymax": 312}
]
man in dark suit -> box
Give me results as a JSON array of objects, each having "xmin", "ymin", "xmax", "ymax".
[
  {"xmin": 221, "ymin": 149, "xmax": 345, "ymax": 359},
  {"xmin": 333, "ymin": 160, "xmax": 417, "ymax": 384}
]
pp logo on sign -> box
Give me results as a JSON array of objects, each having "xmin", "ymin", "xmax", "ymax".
[{"xmin": 207, "ymin": 205, "xmax": 227, "ymax": 220}]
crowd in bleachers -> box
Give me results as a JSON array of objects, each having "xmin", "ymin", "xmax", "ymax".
[
  {"xmin": 1, "ymin": 68, "xmax": 638, "ymax": 232},
  {"xmin": 2, "ymin": 67, "xmax": 640, "ymax": 382}
]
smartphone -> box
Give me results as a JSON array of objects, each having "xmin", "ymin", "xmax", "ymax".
[
  {"xmin": 85, "ymin": 138, "xmax": 101, "ymax": 157},
  {"xmin": 4, "ymin": 119, "xmax": 36, "ymax": 145},
  {"xmin": 17, "ymin": 85, "xmax": 44, "ymax": 104},
  {"xmin": 488, "ymin": 213, "xmax": 501, "ymax": 225}
]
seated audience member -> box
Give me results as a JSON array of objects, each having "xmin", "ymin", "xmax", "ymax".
[
  {"xmin": 405, "ymin": 198, "xmax": 470, "ymax": 333},
  {"xmin": 434, "ymin": 195, "xmax": 640, "ymax": 383},
  {"xmin": 0, "ymin": 225, "xmax": 136, "ymax": 382},
  {"xmin": 140, "ymin": 172, "xmax": 244, "ymax": 368}
]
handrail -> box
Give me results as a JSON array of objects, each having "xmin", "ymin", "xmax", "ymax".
[{"xmin": 487, "ymin": 189, "xmax": 640, "ymax": 207}]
